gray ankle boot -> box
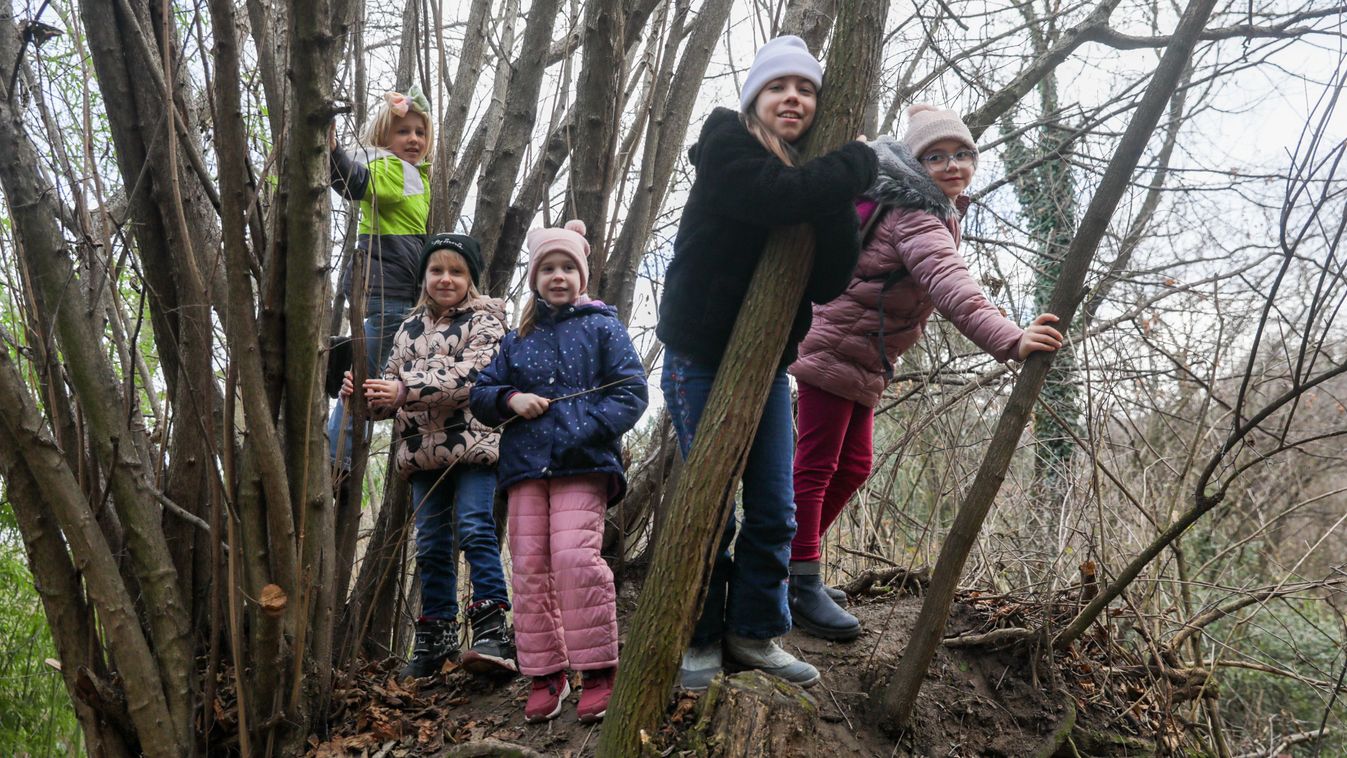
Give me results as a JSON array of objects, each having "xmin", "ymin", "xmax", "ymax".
[
  {"xmin": 788, "ymin": 561, "xmax": 861, "ymax": 641},
  {"xmin": 724, "ymin": 633, "xmax": 820, "ymax": 688},
  {"xmin": 679, "ymin": 642, "xmax": 723, "ymax": 691}
]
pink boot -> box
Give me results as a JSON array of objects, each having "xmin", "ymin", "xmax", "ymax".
[
  {"xmin": 524, "ymin": 671, "xmax": 570, "ymax": 723},
  {"xmin": 577, "ymin": 667, "xmax": 615, "ymax": 723}
]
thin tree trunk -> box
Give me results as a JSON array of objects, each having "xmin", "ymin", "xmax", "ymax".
[
  {"xmin": 601, "ymin": 0, "xmax": 734, "ymax": 317},
  {"xmin": 209, "ymin": 0, "xmax": 298, "ymax": 747},
  {"xmin": 429, "ymin": 0, "xmax": 492, "ymax": 229},
  {"xmin": 596, "ymin": 4, "xmax": 886, "ymax": 754},
  {"xmin": 879, "ymin": 0, "xmax": 1222, "ymax": 726},
  {"xmin": 567, "ymin": 0, "xmax": 625, "ymax": 292},
  {"xmin": 474, "ymin": 0, "xmax": 563, "ymax": 292}
]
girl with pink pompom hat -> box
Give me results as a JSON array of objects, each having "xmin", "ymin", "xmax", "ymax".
[
  {"xmin": 786, "ymin": 104, "xmax": 1062, "ymax": 641},
  {"xmin": 470, "ymin": 219, "xmax": 648, "ymax": 724}
]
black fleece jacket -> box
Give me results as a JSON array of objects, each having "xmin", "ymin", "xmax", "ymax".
[{"xmin": 656, "ymin": 108, "xmax": 878, "ymax": 368}]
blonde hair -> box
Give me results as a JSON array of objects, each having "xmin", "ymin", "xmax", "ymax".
[
  {"xmin": 516, "ymin": 297, "xmax": 539, "ymax": 338},
  {"xmin": 416, "ymin": 249, "xmax": 480, "ymax": 316},
  {"xmin": 740, "ymin": 106, "xmax": 799, "ymax": 166},
  {"xmin": 363, "ymin": 98, "xmax": 434, "ymax": 161}
]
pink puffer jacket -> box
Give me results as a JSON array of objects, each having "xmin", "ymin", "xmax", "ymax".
[{"xmin": 790, "ymin": 138, "xmax": 1023, "ymax": 407}]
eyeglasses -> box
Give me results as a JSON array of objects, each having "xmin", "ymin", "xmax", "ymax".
[{"xmin": 920, "ymin": 149, "xmax": 978, "ymax": 169}]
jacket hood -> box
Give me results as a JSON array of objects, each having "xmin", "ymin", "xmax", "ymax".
[
  {"xmin": 688, "ymin": 108, "xmax": 742, "ymax": 167},
  {"xmin": 865, "ymin": 137, "xmax": 959, "ymax": 220}
]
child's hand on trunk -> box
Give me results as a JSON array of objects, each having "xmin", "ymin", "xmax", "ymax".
[{"xmin": 1017, "ymin": 313, "xmax": 1063, "ymax": 361}]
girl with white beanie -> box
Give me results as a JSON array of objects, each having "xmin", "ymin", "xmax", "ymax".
[{"xmin": 656, "ymin": 35, "xmax": 878, "ymax": 691}]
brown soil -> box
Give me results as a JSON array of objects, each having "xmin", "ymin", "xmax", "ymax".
[{"xmin": 307, "ymin": 574, "xmax": 1167, "ymax": 757}]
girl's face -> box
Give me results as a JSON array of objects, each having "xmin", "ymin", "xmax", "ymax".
[
  {"xmin": 535, "ymin": 251, "xmax": 583, "ymax": 307},
  {"xmin": 753, "ymin": 76, "xmax": 817, "ymax": 143},
  {"xmin": 920, "ymin": 138, "xmax": 978, "ymax": 198},
  {"xmin": 424, "ymin": 250, "xmax": 472, "ymax": 310},
  {"xmin": 386, "ymin": 112, "xmax": 428, "ymax": 164}
]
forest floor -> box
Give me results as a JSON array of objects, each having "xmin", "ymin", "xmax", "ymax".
[{"xmin": 305, "ymin": 566, "xmax": 1184, "ymax": 757}]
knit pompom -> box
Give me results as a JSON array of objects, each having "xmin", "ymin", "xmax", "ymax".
[
  {"xmin": 564, "ymin": 219, "xmax": 587, "ymax": 236},
  {"xmin": 905, "ymin": 103, "xmax": 940, "ymax": 118}
]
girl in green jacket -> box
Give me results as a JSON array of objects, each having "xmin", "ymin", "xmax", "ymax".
[{"xmin": 328, "ymin": 86, "xmax": 434, "ymax": 471}]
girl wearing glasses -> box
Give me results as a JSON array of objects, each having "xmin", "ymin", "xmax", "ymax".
[{"xmin": 785, "ymin": 104, "xmax": 1063, "ymax": 640}]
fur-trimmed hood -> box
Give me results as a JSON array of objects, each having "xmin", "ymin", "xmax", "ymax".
[{"xmin": 865, "ymin": 137, "xmax": 959, "ymax": 220}]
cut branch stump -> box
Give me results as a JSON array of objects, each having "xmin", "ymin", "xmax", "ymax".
[{"xmin": 693, "ymin": 671, "xmax": 820, "ymax": 757}]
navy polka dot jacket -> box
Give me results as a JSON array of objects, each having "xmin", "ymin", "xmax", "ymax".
[{"xmin": 470, "ymin": 298, "xmax": 649, "ymax": 503}]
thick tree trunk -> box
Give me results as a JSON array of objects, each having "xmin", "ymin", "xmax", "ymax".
[
  {"xmin": 595, "ymin": 5, "xmax": 886, "ymax": 754},
  {"xmin": 879, "ymin": 0, "xmax": 1222, "ymax": 727},
  {"xmin": 277, "ymin": 0, "xmax": 357, "ymax": 744},
  {"xmin": 779, "ymin": 0, "xmax": 836, "ymax": 53}
]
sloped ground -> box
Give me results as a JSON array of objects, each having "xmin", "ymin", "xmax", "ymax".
[{"xmin": 302, "ymin": 572, "xmax": 1183, "ymax": 757}]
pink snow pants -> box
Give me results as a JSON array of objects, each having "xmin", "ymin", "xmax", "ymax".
[
  {"xmin": 791, "ymin": 380, "xmax": 875, "ymax": 563},
  {"xmin": 508, "ymin": 474, "xmax": 618, "ymax": 676}
]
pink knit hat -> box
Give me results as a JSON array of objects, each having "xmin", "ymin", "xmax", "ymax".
[
  {"xmin": 902, "ymin": 104, "xmax": 975, "ymax": 159},
  {"xmin": 526, "ymin": 219, "xmax": 591, "ymax": 294}
]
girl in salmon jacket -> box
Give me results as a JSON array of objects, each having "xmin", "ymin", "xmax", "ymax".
[
  {"xmin": 786, "ymin": 105, "xmax": 1062, "ymax": 640},
  {"xmin": 342, "ymin": 234, "xmax": 516, "ymax": 680},
  {"xmin": 470, "ymin": 220, "xmax": 648, "ymax": 724}
]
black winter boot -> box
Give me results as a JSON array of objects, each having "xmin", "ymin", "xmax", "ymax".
[
  {"xmin": 401, "ymin": 617, "xmax": 460, "ymax": 679},
  {"xmin": 461, "ymin": 600, "xmax": 518, "ymax": 675},
  {"xmin": 788, "ymin": 561, "xmax": 861, "ymax": 641}
]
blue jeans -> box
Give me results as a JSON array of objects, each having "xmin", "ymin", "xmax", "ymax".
[
  {"xmin": 328, "ymin": 296, "xmax": 414, "ymax": 469},
  {"xmin": 661, "ymin": 350, "xmax": 797, "ymax": 644},
  {"xmin": 410, "ymin": 465, "xmax": 510, "ymax": 620}
]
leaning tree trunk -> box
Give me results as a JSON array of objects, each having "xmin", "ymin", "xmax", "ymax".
[
  {"xmin": 595, "ymin": 4, "xmax": 888, "ymax": 754},
  {"xmin": 879, "ymin": 0, "xmax": 1222, "ymax": 728}
]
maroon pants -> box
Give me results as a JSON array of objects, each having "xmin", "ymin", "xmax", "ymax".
[{"xmin": 790, "ymin": 381, "xmax": 874, "ymax": 563}]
